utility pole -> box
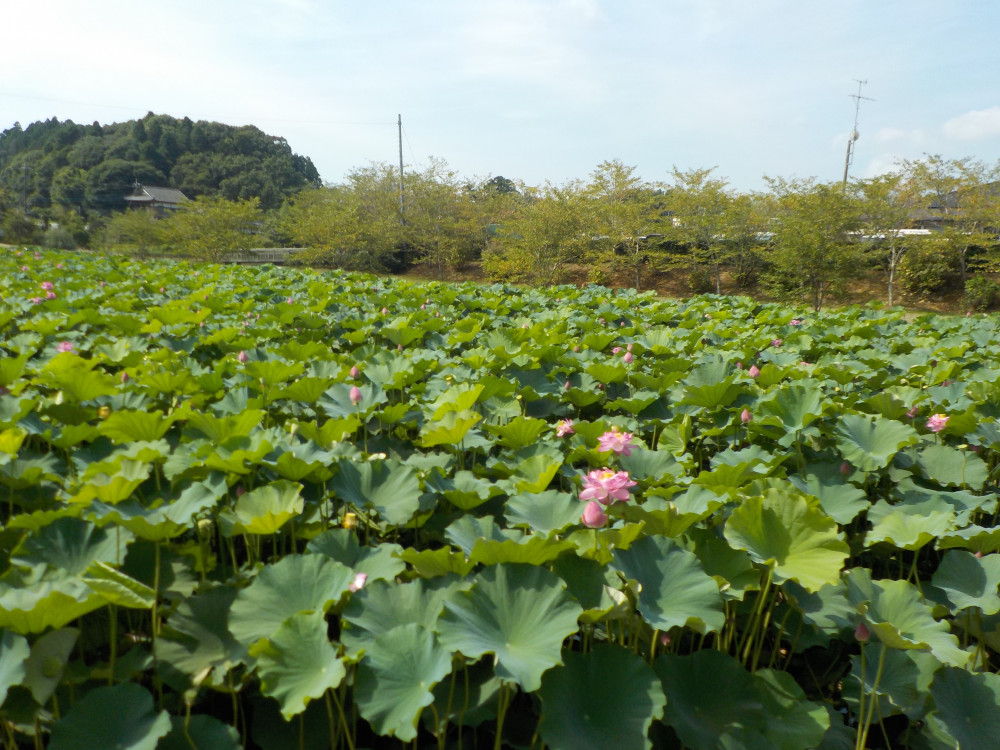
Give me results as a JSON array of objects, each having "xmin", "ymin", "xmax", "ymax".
[
  {"xmin": 397, "ymin": 114, "xmax": 405, "ymax": 222},
  {"xmin": 842, "ymin": 80, "xmax": 874, "ymax": 186}
]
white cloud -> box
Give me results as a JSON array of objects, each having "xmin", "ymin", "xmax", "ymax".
[{"xmin": 942, "ymin": 106, "xmax": 1000, "ymax": 141}]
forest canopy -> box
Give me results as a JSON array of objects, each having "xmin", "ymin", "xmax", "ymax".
[{"xmin": 0, "ymin": 114, "xmax": 320, "ymax": 213}]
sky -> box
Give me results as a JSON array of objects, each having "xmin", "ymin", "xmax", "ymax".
[{"xmin": 4, "ymin": 0, "xmax": 1000, "ymax": 193}]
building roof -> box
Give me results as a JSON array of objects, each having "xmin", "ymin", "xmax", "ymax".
[{"xmin": 124, "ymin": 184, "xmax": 189, "ymax": 206}]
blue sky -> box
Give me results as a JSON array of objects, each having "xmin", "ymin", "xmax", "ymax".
[{"xmin": 4, "ymin": 0, "xmax": 999, "ymax": 192}]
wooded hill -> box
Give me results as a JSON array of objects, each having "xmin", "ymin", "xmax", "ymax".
[{"xmin": 0, "ymin": 114, "xmax": 321, "ymax": 213}]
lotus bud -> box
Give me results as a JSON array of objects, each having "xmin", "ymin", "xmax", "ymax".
[
  {"xmin": 121, "ymin": 371, "xmax": 130, "ymax": 383},
  {"xmin": 581, "ymin": 501, "xmax": 608, "ymax": 528},
  {"xmin": 349, "ymin": 385, "xmax": 363, "ymax": 405},
  {"xmin": 237, "ymin": 350, "xmax": 248, "ymax": 363},
  {"xmin": 854, "ymin": 622, "xmax": 870, "ymax": 642},
  {"xmin": 747, "ymin": 365, "xmax": 760, "ymax": 378},
  {"xmin": 623, "ymin": 352, "xmax": 634, "ymax": 364},
  {"xmin": 350, "ymin": 365, "xmax": 360, "ymax": 379},
  {"xmin": 740, "ymin": 408, "xmax": 751, "ymax": 424},
  {"xmin": 840, "ymin": 461, "xmax": 851, "ymax": 476}
]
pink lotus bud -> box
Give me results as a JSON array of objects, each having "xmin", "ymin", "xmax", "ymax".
[
  {"xmin": 349, "ymin": 385, "xmax": 363, "ymax": 405},
  {"xmin": 854, "ymin": 622, "xmax": 870, "ymax": 642},
  {"xmin": 121, "ymin": 371, "xmax": 130, "ymax": 383},
  {"xmin": 623, "ymin": 352, "xmax": 634, "ymax": 364},
  {"xmin": 56, "ymin": 341, "xmax": 74, "ymax": 353},
  {"xmin": 581, "ymin": 501, "xmax": 608, "ymax": 528},
  {"xmin": 287, "ymin": 296, "xmax": 294, "ymax": 304},
  {"xmin": 564, "ymin": 380, "xmax": 571, "ymax": 390},
  {"xmin": 740, "ymin": 408, "xmax": 751, "ymax": 424},
  {"xmin": 660, "ymin": 633, "xmax": 671, "ymax": 646},
  {"xmin": 906, "ymin": 405, "xmax": 919, "ymax": 419},
  {"xmin": 975, "ymin": 551, "xmax": 983, "ymax": 559},
  {"xmin": 348, "ymin": 572, "xmax": 368, "ymax": 592},
  {"xmin": 235, "ymin": 485, "xmax": 245, "ymax": 497},
  {"xmin": 736, "ymin": 361, "xmax": 743, "ymax": 370},
  {"xmin": 612, "ymin": 347, "xmax": 622, "ymax": 354},
  {"xmin": 840, "ymin": 461, "xmax": 851, "ymax": 476},
  {"xmin": 237, "ymin": 350, "xmax": 248, "ymax": 363},
  {"xmin": 771, "ymin": 338, "xmax": 782, "ymax": 347},
  {"xmin": 747, "ymin": 365, "xmax": 760, "ymax": 378},
  {"xmin": 626, "ymin": 343, "xmax": 633, "ymax": 352},
  {"xmin": 350, "ymin": 365, "xmax": 360, "ymax": 379},
  {"xmin": 381, "ymin": 307, "xmax": 388, "ymax": 315}
]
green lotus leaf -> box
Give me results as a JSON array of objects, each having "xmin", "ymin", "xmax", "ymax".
[
  {"xmin": 445, "ymin": 514, "xmax": 519, "ymax": 554},
  {"xmin": 293, "ymin": 415, "xmax": 361, "ymax": 448},
  {"xmin": 834, "ymin": 414, "xmax": 919, "ymax": 472},
  {"xmin": 221, "ymin": 479, "xmax": 303, "ymax": 536},
  {"xmin": 0, "ymin": 578, "xmax": 107, "ymax": 634},
  {"xmin": 753, "ymin": 668, "xmax": 830, "ymax": 750},
  {"xmin": 228, "ymin": 554, "xmax": 354, "ymax": 653},
  {"xmin": 437, "ymin": 564, "xmax": 583, "ymax": 691},
  {"xmin": 915, "ymin": 443, "xmax": 989, "ymax": 490},
  {"xmin": 82, "ymin": 562, "xmax": 156, "ymax": 609},
  {"xmin": 265, "ymin": 441, "xmax": 336, "ymax": 482},
  {"xmin": 156, "ymin": 585, "xmax": 246, "ymax": 690},
  {"xmin": 507, "ymin": 452, "xmax": 563, "ymax": 493},
  {"xmin": 419, "ymin": 410, "xmax": 482, "ymax": 448},
  {"xmin": 782, "ymin": 580, "xmax": 855, "ymax": 636},
  {"xmin": 46, "ymin": 364, "xmax": 119, "ymax": 403},
  {"xmin": 504, "ymin": 490, "xmax": 582, "ymax": 536},
  {"xmin": 866, "ymin": 499, "xmax": 956, "ymax": 551},
  {"xmin": 257, "ymin": 611, "xmax": 345, "ymax": 720},
  {"xmin": 846, "ymin": 644, "xmax": 938, "ymax": 720},
  {"xmin": 157, "ymin": 715, "xmax": 242, "ymax": 750},
  {"xmin": 613, "ymin": 535, "xmax": 725, "ymax": 633},
  {"xmin": 0, "ymin": 427, "xmax": 27, "ymax": 455},
  {"xmin": 0, "ymin": 630, "xmax": 30, "ymax": 706},
  {"xmin": 846, "ymin": 570, "xmax": 969, "ymax": 667},
  {"xmin": 397, "ymin": 547, "xmax": 475, "ymax": 578},
  {"xmin": 687, "ymin": 527, "xmax": 761, "ymax": 602},
  {"xmin": 470, "ymin": 536, "xmax": 576, "ymax": 566},
  {"xmin": 755, "ymin": 383, "xmax": 827, "ymax": 444},
  {"xmin": 69, "ymin": 459, "xmax": 151, "ymax": 505},
  {"xmin": 618, "ymin": 448, "xmax": 683, "ymax": 484},
  {"xmin": 97, "ymin": 410, "xmax": 175, "ymax": 444},
  {"xmin": 484, "ymin": 415, "xmax": 547, "ymax": 450},
  {"xmin": 341, "ymin": 576, "xmax": 469, "ymax": 655},
  {"xmin": 330, "ymin": 458, "xmax": 424, "ymax": 525},
  {"xmin": 306, "ymin": 528, "xmax": 405, "ymax": 582},
  {"xmin": 318, "ymin": 382, "xmax": 387, "ymax": 418},
  {"xmin": 538, "ymin": 646, "xmax": 666, "ymax": 750},
  {"xmin": 725, "ymin": 488, "xmax": 848, "ymax": 592},
  {"xmin": 426, "ymin": 469, "xmax": 504, "ymax": 510},
  {"xmin": 930, "ymin": 550, "xmax": 1000, "ymax": 615},
  {"xmin": 49, "ymin": 683, "xmax": 171, "ymax": 750},
  {"xmin": 354, "ymin": 623, "xmax": 453, "ymax": 742},
  {"xmin": 896, "ymin": 477, "xmax": 995, "ymax": 526},
  {"xmin": 427, "ymin": 383, "xmax": 486, "ymax": 419},
  {"xmin": 929, "ymin": 668, "xmax": 1000, "ymax": 749},
  {"xmin": 937, "ymin": 524, "xmax": 1000, "ymax": 555},
  {"xmin": 19, "ymin": 626, "xmax": 76, "ymax": 705},
  {"xmin": 788, "ymin": 473, "xmax": 870, "ymax": 525},
  {"xmin": 11, "ymin": 516, "xmax": 133, "ymax": 575},
  {"xmin": 183, "ymin": 409, "xmax": 265, "ymax": 442}
]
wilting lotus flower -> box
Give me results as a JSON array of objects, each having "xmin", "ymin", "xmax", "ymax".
[
  {"xmin": 556, "ymin": 419, "xmax": 575, "ymax": 437},
  {"xmin": 348, "ymin": 572, "xmax": 368, "ymax": 592},
  {"xmin": 598, "ymin": 427, "xmax": 635, "ymax": 456},
  {"xmin": 581, "ymin": 501, "xmax": 608, "ymax": 528},
  {"xmin": 927, "ymin": 413, "xmax": 949, "ymax": 433},
  {"xmin": 349, "ymin": 385, "xmax": 363, "ymax": 405},
  {"xmin": 747, "ymin": 365, "xmax": 760, "ymax": 378},
  {"xmin": 237, "ymin": 350, "xmax": 248, "ymax": 363},
  {"xmin": 55, "ymin": 341, "xmax": 74, "ymax": 353},
  {"xmin": 580, "ymin": 468, "xmax": 637, "ymax": 505},
  {"xmin": 740, "ymin": 408, "xmax": 752, "ymax": 424}
]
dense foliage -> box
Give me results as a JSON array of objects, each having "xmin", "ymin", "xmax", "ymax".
[
  {"xmin": 0, "ymin": 115, "xmax": 320, "ymax": 214},
  {"xmin": 1, "ymin": 248, "xmax": 999, "ymax": 748}
]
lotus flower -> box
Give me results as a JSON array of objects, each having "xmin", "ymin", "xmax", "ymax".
[
  {"xmin": 350, "ymin": 365, "xmax": 361, "ymax": 379},
  {"xmin": 55, "ymin": 341, "xmax": 74, "ymax": 353},
  {"xmin": 854, "ymin": 622, "xmax": 871, "ymax": 642},
  {"xmin": 740, "ymin": 408, "xmax": 752, "ymax": 424},
  {"xmin": 556, "ymin": 419, "xmax": 575, "ymax": 437},
  {"xmin": 771, "ymin": 338, "xmax": 782, "ymax": 347},
  {"xmin": 349, "ymin": 385, "xmax": 363, "ymax": 405},
  {"xmin": 790, "ymin": 318, "xmax": 802, "ymax": 326},
  {"xmin": 40, "ymin": 281, "xmax": 53, "ymax": 290},
  {"xmin": 597, "ymin": 427, "xmax": 635, "ymax": 456},
  {"xmin": 747, "ymin": 365, "xmax": 760, "ymax": 378},
  {"xmin": 927, "ymin": 413, "xmax": 949, "ymax": 433},
  {"xmin": 348, "ymin": 572, "xmax": 368, "ymax": 592},
  {"xmin": 237, "ymin": 350, "xmax": 248, "ymax": 363},
  {"xmin": 45, "ymin": 291, "xmax": 56, "ymax": 299},
  {"xmin": 581, "ymin": 501, "xmax": 608, "ymax": 528},
  {"xmin": 579, "ymin": 468, "xmax": 637, "ymax": 505},
  {"xmin": 623, "ymin": 352, "xmax": 634, "ymax": 364},
  {"xmin": 906, "ymin": 405, "xmax": 919, "ymax": 419}
]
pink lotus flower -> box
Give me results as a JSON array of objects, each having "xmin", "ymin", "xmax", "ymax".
[
  {"xmin": 740, "ymin": 408, "xmax": 752, "ymax": 424},
  {"xmin": 790, "ymin": 318, "xmax": 802, "ymax": 326},
  {"xmin": 40, "ymin": 281, "xmax": 53, "ymax": 290},
  {"xmin": 581, "ymin": 501, "xmax": 608, "ymax": 528},
  {"xmin": 350, "ymin": 365, "xmax": 360, "ymax": 379},
  {"xmin": 598, "ymin": 427, "xmax": 635, "ymax": 456},
  {"xmin": 121, "ymin": 371, "xmax": 130, "ymax": 383},
  {"xmin": 906, "ymin": 405, "xmax": 919, "ymax": 419},
  {"xmin": 747, "ymin": 365, "xmax": 760, "ymax": 378},
  {"xmin": 286, "ymin": 296, "xmax": 294, "ymax": 304},
  {"xmin": 840, "ymin": 462, "xmax": 852, "ymax": 476},
  {"xmin": 579, "ymin": 468, "xmax": 637, "ymax": 505},
  {"xmin": 29, "ymin": 296, "xmax": 42, "ymax": 304},
  {"xmin": 349, "ymin": 385, "xmax": 363, "ymax": 405},
  {"xmin": 612, "ymin": 347, "xmax": 622, "ymax": 354},
  {"xmin": 237, "ymin": 350, "xmax": 248, "ymax": 363},
  {"xmin": 927, "ymin": 413, "xmax": 949, "ymax": 433},
  {"xmin": 55, "ymin": 341, "xmax": 74, "ymax": 353},
  {"xmin": 771, "ymin": 339, "xmax": 782, "ymax": 347},
  {"xmin": 623, "ymin": 352, "xmax": 634, "ymax": 364},
  {"xmin": 348, "ymin": 572, "xmax": 368, "ymax": 592},
  {"xmin": 556, "ymin": 419, "xmax": 575, "ymax": 437},
  {"xmin": 45, "ymin": 291, "xmax": 56, "ymax": 299}
]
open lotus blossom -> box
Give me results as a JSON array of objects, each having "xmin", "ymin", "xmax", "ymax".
[
  {"xmin": 747, "ymin": 365, "xmax": 760, "ymax": 378},
  {"xmin": 927, "ymin": 413, "xmax": 949, "ymax": 433},
  {"xmin": 348, "ymin": 572, "xmax": 368, "ymax": 592},
  {"xmin": 581, "ymin": 501, "xmax": 608, "ymax": 528},
  {"xmin": 349, "ymin": 385, "xmax": 363, "ymax": 404},
  {"xmin": 597, "ymin": 427, "xmax": 635, "ymax": 456},
  {"xmin": 790, "ymin": 318, "xmax": 802, "ymax": 326},
  {"xmin": 45, "ymin": 291, "xmax": 56, "ymax": 299},
  {"xmin": 771, "ymin": 338, "xmax": 782, "ymax": 347},
  {"xmin": 55, "ymin": 341, "xmax": 74, "ymax": 353},
  {"xmin": 579, "ymin": 468, "xmax": 637, "ymax": 505},
  {"xmin": 40, "ymin": 281, "xmax": 53, "ymax": 290},
  {"xmin": 556, "ymin": 419, "xmax": 575, "ymax": 437},
  {"xmin": 29, "ymin": 297, "xmax": 42, "ymax": 304}
]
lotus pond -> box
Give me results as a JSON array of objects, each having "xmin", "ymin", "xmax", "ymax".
[{"xmin": 1, "ymin": 248, "xmax": 1000, "ymax": 749}]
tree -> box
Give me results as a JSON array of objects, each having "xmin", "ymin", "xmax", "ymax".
[
  {"xmin": 853, "ymin": 172, "xmax": 921, "ymax": 306},
  {"xmin": 482, "ymin": 181, "xmax": 589, "ymax": 286},
  {"xmin": 101, "ymin": 209, "xmax": 168, "ymax": 256},
  {"xmin": 585, "ymin": 160, "xmax": 663, "ymax": 290},
  {"xmin": 163, "ymin": 196, "xmax": 261, "ymax": 262},
  {"xmin": 666, "ymin": 167, "xmax": 733, "ymax": 294},
  {"xmin": 765, "ymin": 178, "xmax": 863, "ymax": 311}
]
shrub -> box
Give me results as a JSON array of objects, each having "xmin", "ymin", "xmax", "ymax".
[
  {"xmin": 965, "ymin": 275, "xmax": 998, "ymax": 311},
  {"xmin": 42, "ymin": 225, "xmax": 77, "ymax": 250},
  {"xmin": 899, "ymin": 237, "xmax": 959, "ymax": 297},
  {"xmin": 688, "ymin": 266, "xmax": 715, "ymax": 294}
]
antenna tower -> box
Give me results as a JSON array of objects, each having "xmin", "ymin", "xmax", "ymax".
[{"xmin": 842, "ymin": 80, "xmax": 874, "ymax": 185}]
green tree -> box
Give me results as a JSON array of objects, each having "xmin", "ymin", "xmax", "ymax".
[
  {"xmin": 585, "ymin": 160, "xmax": 663, "ymax": 290},
  {"xmin": 853, "ymin": 172, "xmax": 921, "ymax": 306},
  {"xmin": 666, "ymin": 167, "xmax": 733, "ymax": 294},
  {"xmin": 765, "ymin": 178, "xmax": 863, "ymax": 311},
  {"xmin": 101, "ymin": 209, "xmax": 168, "ymax": 256},
  {"xmin": 163, "ymin": 196, "xmax": 261, "ymax": 262},
  {"xmin": 483, "ymin": 181, "xmax": 589, "ymax": 286}
]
